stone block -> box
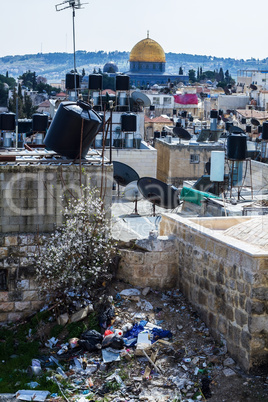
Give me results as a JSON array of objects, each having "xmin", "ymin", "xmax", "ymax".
[
  {"xmin": 241, "ymin": 330, "xmax": 251, "ymax": 350},
  {"xmin": 194, "ymin": 234, "xmax": 206, "ymax": 250},
  {"xmin": 0, "ymin": 302, "xmax": 14, "ymax": 312},
  {"xmin": 0, "ymin": 292, "xmax": 8, "ymax": 302},
  {"xmin": 0, "ymin": 312, "xmax": 8, "ymax": 321},
  {"xmin": 237, "ymin": 281, "xmax": 245, "ymax": 293},
  {"xmin": 249, "ymin": 315, "xmax": 268, "ymax": 333},
  {"xmin": 31, "ymin": 301, "xmax": 44, "ymax": 311},
  {"xmin": 218, "ymin": 315, "xmax": 227, "ymax": 335},
  {"xmin": 144, "ymin": 252, "xmax": 161, "ymax": 266},
  {"xmin": 0, "ymin": 248, "xmax": 8, "ymax": 258},
  {"xmin": 23, "ymin": 291, "xmax": 38, "ymax": 301},
  {"xmin": 198, "ymin": 290, "xmax": 208, "ymax": 306},
  {"xmin": 235, "ymin": 309, "xmax": 248, "ymax": 327},
  {"xmin": 4, "ymin": 236, "xmax": 18, "ymax": 246},
  {"xmin": 225, "ymin": 305, "xmax": 234, "ymax": 321},
  {"xmin": 15, "ymin": 301, "xmax": 31, "ymax": 311},
  {"xmin": 8, "ymin": 312, "xmax": 23, "ymax": 322},
  {"xmin": 251, "ymin": 301, "xmax": 265, "ymax": 315},
  {"xmin": 120, "ymin": 250, "xmax": 144, "ymax": 265},
  {"xmin": 252, "ymin": 287, "xmax": 268, "ymax": 301}
]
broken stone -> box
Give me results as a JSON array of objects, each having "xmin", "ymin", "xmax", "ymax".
[
  {"xmin": 142, "ymin": 287, "xmax": 151, "ymax": 296},
  {"xmin": 70, "ymin": 305, "xmax": 93, "ymax": 323},
  {"xmin": 223, "ymin": 357, "xmax": 235, "ymax": 366},
  {"xmin": 223, "ymin": 368, "xmax": 236, "ymax": 377},
  {"xmin": 57, "ymin": 313, "xmax": 69, "ymax": 326}
]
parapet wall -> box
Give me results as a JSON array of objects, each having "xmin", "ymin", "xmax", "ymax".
[{"xmin": 160, "ymin": 214, "xmax": 268, "ymax": 373}]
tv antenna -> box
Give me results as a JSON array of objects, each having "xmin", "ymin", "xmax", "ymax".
[{"xmin": 55, "ymin": 0, "xmax": 88, "ymax": 99}]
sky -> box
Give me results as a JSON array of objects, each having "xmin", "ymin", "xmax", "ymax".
[{"xmin": 1, "ymin": 0, "xmax": 267, "ymax": 60}]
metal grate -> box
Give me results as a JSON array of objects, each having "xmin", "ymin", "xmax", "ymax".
[{"xmin": 0, "ymin": 269, "xmax": 7, "ymax": 291}]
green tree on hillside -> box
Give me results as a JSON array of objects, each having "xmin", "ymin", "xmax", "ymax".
[
  {"xmin": 18, "ymin": 70, "xmax": 37, "ymax": 90},
  {"xmin": 0, "ymin": 83, "xmax": 8, "ymax": 107},
  {"xmin": 188, "ymin": 69, "xmax": 196, "ymax": 83}
]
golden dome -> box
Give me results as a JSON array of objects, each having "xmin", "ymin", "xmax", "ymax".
[{"xmin": 129, "ymin": 36, "xmax": 166, "ymax": 63}]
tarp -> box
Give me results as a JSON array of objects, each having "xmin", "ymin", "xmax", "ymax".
[
  {"xmin": 180, "ymin": 186, "xmax": 220, "ymax": 206},
  {"xmin": 174, "ymin": 94, "xmax": 198, "ymax": 105}
]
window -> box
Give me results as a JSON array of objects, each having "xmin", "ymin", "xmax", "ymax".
[
  {"xmin": 153, "ymin": 97, "xmax": 160, "ymax": 105},
  {"xmin": 163, "ymin": 97, "xmax": 172, "ymax": 106},
  {"xmin": 190, "ymin": 154, "xmax": 200, "ymax": 164}
]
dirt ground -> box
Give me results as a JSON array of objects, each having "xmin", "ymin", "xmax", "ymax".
[
  {"xmin": 1, "ymin": 279, "xmax": 267, "ymax": 402},
  {"xmin": 101, "ymin": 279, "xmax": 268, "ymax": 402}
]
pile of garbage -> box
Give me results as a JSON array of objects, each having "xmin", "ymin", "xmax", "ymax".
[{"xmin": 9, "ymin": 284, "xmax": 268, "ymax": 402}]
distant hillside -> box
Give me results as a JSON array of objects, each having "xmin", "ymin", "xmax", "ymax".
[{"xmin": 0, "ymin": 51, "xmax": 267, "ymax": 82}]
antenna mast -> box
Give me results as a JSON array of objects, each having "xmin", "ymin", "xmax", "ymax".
[{"xmin": 55, "ymin": 0, "xmax": 88, "ymax": 100}]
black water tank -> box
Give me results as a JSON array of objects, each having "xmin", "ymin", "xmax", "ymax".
[
  {"xmin": 121, "ymin": 113, "xmax": 137, "ymax": 132},
  {"xmin": 44, "ymin": 101, "xmax": 102, "ymax": 159},
  {"xmin": 181, "ymin": 111, "xmax": 187, "ymax": 118},
  {"xmin": 225, "ymin": 121, "xmax": 233, "ymax": 131},
  {"xmin": 189, "ymin": 116, "xmax": 194, "ymax": 122},
  {"xmin": 1, "ymin": 112, "xmax": 15, "ymax": 131},
  {"xmin": 116, "ymin": 75, "xmax": 129, "ymax": 91},
  {"xmin": 241, "ymin": 118, "xmax": 247, "ymax": 124},
  {"xmin": 32, "ymin": 113, "xmax": 48, "ymax": 132},
  {"xmin": 246, "ymin": 125, "xmax": 251, "ymax": 133},
  {"xmin": 262, "ymin": 121, "xmax": 268, "ymax": 140},
  {"xmin": 173, "ymin": 109, "xmax": 177, "ymax": 116},
  {"xmin": 150, "ymin": 105, "xmax": 155, "ymax": 111},
  {"xmin": 210, "ymin": 110, "xmax": 218, "ymax": 119},
  {"xmin": 176, "ymin": 119, "xmax": 182, "ymax": 127},
  {"xmin": 258, "ymin": 125, "xmax": 263, "ymax": 134},
  {"xmin": 65, "ymin": 73, "xmax": 81, "ymax": 90},
  {"xmin": 18, "ymin": 120, "xmax": 32, "ymax": 133},
  {"xmin": 88, "ymin": 74, "xmax": 103, "ymax": 90},
  {"xmin": 218, "ymin": 109, "xmax": 223, "ymax": 116},
  {"xmin": 161, "ymin": 129, "xmax": 167, "ymax": 137},
  {"xmin": 154, "ymin": 131, "xmax": 160, "ymax": 139},
  {"xmin": 227, "ymin": 133, "xmax": 247, "ymax": 160}
]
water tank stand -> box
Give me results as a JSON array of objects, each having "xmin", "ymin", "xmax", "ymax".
[{"xmin": 229, "ymin": 158, "xmax": 253, "ymax": 200}]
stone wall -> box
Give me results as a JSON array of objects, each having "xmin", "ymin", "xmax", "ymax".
[
  {"xmin": 0, "ymin": 163, "xmax": 113, "ymax": 322},
  {"xmin": 116, "ymin": 236, "xmax": 177, "ymax": 289},
  {"xmin": 0, "ymin": 164, "xmax": 113, "ymax": 233},
  {"xmin": 0, "ymin": 233, "xmax": 43, "ymax": 322},
  {"xmin": 160, "ymin": 214, "xmax": 268, "ymax": 373}
]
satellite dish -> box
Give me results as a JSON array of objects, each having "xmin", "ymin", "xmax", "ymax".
[
  {"xmin": 131, "ymin": 91, "xmax": 151, "ymax": 107},
  {"xmin": 173, "ymin": 126, "xmax": 192, "ymax": 140},
  {"xmin": 229, "ymin": 126, "xmax": 245, "ymax": 134},
  {"xmin": 250, "ymin": 84, "xmax": 258, "ymax": 91},
  {"xmin": 124, "ymin": 181, "xmax": 143, "ymax": 202},
  {"xmin": 113, "ymin": 161, "xmax": 139, "ymax": 187},
  {"xmin": 251, "ymin": 118, "xmax": 260, "ymax": 126},
  {"xmin": 123, "ymin": 180, "xmax": 143, "ymax": 215},
  {"xmin": 137, "ymin": 177, "xmax": 180, "ymax": 211}
]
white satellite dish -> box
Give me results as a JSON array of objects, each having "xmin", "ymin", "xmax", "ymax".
[
  {"xmin": 131, "ymin": 91, "xmax": 151, "ymax": 107},
  {"xmin": 124, "ymin": 180, "xmax": 143, "ymax": 215},
  {"xmin": 124, "ymin": 180, "xmax": 143, "ymax": 202}
]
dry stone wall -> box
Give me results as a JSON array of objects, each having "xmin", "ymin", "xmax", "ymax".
[{"xmin": 160, "ymin": 214, "xmax": 268, "ymax": 373}]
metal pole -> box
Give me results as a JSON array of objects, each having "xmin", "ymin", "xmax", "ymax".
[
  {"xmin": 72, "ymin": 4, "xmax": 77, "ymax": 100},
  {"xmin": 15, "ymin": 95, "xmax": 18, "ymax": 149}
]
